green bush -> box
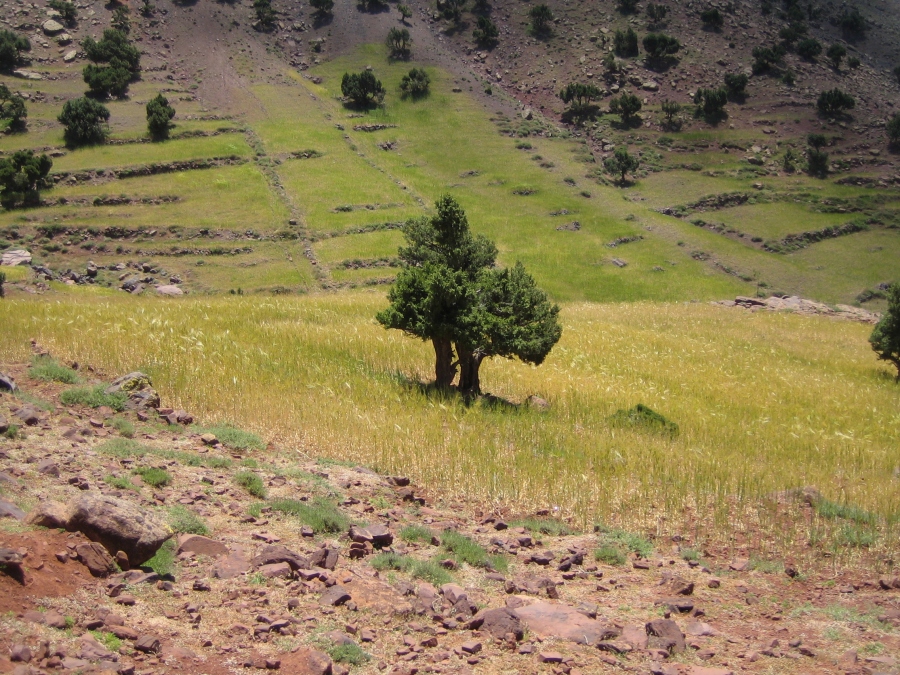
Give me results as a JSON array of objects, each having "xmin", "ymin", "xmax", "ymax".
[
  {"xmin": 700, "ymin": 7, "xmax": 723, "ymax": 28},
  {"xmin": 57, "ymin": 97, "xmax": 110, "ymax": 147},
  {"xmin": 269, "ymin": 497, "xmax": 348, "ymax": 532},
  {"xmin": 59, "ymin": 385, "xmax": 127, "ymax": 411},
  {"xmin": 28, "ymin": 356, "xmax": 79, "ymax": 384},
  {"xmin": 609, "ymin": 403, "xmax": 679, "ymax": 437},
  {"xmin": 441, "ymin": 529, "xmax": 507, "ymax": 571},
  {"xmin": 594, "ymin": 544, "xmax": 626, "ymax": 566},
  {"xmin": 104, "ymin": 474, "xmax": 136, "ymax": 490},
  {"xmin": 327, "ymin": 643, "xmax": 369, "ymax": 666},
  {"xmin": 110, "ymin": 417, "xmax": 134, "ymax": 438},
  {"xmin": 234, "ymin": 470, "xmax": 266, "ymax": 498},
  {"xmin": 133, "ymin": 466, "xmax": 171, "ymax": 488},
  {"xmin": 168, "ymin": 505, "xmax": 209, "ymax": 535},
  {"xmin": 614, "ymin": 28, "xmax": 639, "ymax": 57},
  {"xmin": 597, "ymin": 525, "xmax": 654, "ymax": 557},
  {"xmin": 399, "ymin": 68, "xmax": 430, "ymax": 98}
]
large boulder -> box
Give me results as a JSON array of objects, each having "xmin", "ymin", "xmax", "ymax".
[
  {"xmin": 512, "ymin": 602, "xmax": 617, "ymax": 646},
  {"xmin": 105, "ymin": 372, "xmax": 160, "ymax": 410},
  {"xmin": 29, "ymin": 494, "xmax": 171, "ymax": 565},
  {"xmin": 1, "ymin": 249, "xmax": 32, "ymax": 266},
  {"xmin": 41, "ymin": 19, "xmax": 65, "ymax": 34}
]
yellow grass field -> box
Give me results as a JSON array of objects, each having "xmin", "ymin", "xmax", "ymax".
[{"xmin": 1, "ymin": 293, "xmax": 898, "ymax": 566}]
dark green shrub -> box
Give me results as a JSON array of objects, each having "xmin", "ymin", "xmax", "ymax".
[
  {"xmin": 700, "ymin": 7, "xmax": 723, "ymax": 28},
  {"xmin": 0, "ymin": 30, "xmax": 30, "ymax": 71},
  {"xmin": 826, "ymin": 43, "xmax": 845, "ymax": 68},
  {"xmin": 473, "ymin": 16, "xmax": 499, "ymax": 46},
  {"xmin": 133, "ymin": 466, "xmax": 171, "ymax": 488},
  {"xmin": 58, "ymin": 97, "xmax": 110, "ymax": 147},
  {"xmin": 724, "ymin": 73, "xmax": 748, "ymax": 98},
  {"xmin": 796, "ymin": 38, "xmax": 821, "ymax": 60},
  {"xmin": 642, "ymin": 33, "xmax": 680, "ymax": 62},
  {"xmin": 528, "ymin": 4, "xmax": 553, "ymax": 34},
  {"xmin": 49, "ymin": 0, "xmax": 78, "ymax": 25},
  {"xmin": 399, "ymin": 68, "xmax": 429, "ymax": 97},
  {"xmin": 609, "ymin": 403, "xmax": 678, "ymax": 436},
  {"xmin": 386, "ymin": 27, "xmax": 411, "ymax": 58},
  {"xmin": 340, "ymin": 71, "xmax": 385, "ymax": 107},
  {"xmin": 817, "ymin": 88, "xmax": 854, "ymax": 116},
  {"xmin": 614, "ymin": 27, "xmax": 639, "ymax": 56},
  {"xmin": 146, "ymin": 93, "xmax": 175, "ymax": 140},
  {"xmin": 0, "ymin": 151, "xmax": 53, "ymax": 209}
]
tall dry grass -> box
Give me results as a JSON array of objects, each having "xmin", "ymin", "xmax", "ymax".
[{"xmin": 1, "ymin": 293, "xmax": 898, "ymax": 564}]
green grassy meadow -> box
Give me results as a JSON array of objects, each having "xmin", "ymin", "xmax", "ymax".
[{"xmin": 1, "ymin": 293, "xmax": 897, "ymax": 565}]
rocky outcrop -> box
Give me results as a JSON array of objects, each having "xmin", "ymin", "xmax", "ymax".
[
  {"xmin": 1, "ymin": 249, "xmax": 32, "ymax": 266},
  {"xmin": 105, "ymin": 372, "xmax": 161, "ymax": 410}
]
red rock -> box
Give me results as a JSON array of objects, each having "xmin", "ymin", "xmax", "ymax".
[
  {"xmin": 646, "ymin": 618, "xmax": 686, "ymax": 653},
  {"xmin": 729, "ymin": 558, "xmax": 750, "ymax": 572},
  {"xmin": 707, "ymin": 578, "xmax": 721, "ymax": 589},
  {"xmin": 460, "ymin": 641, "xmax": 481, "ymax": 654},
  {"xmin": 468, "ymin": 607, "xmax": 524, "ymax": 640},
  {"xmin": 622, "ymin": 624, "xmax": 648, "ymax": 649},
  {"xmin": 688, "ymin": 668, "xmax": 733, "ymax": 675},
  {"xmin": 320, "ymin": 585, "xmax": 351, "ymax": 606},
  {"xmin": 259, "ymin": 562, "xmax": 292, "ymax": 578},
  {"xmin": 537, "ymin": 651, "xmax": 563, "ymax": 663},
  {"xmin": 512, "ymin": 601, "xmax": 615, "ymax": 645},
  {"xmin": 10, "ymin": 645, "xmax": 31, "ymax": 662},
  {"xmin": 134, "ymin": 635, "xmax": 161, "ymax": 653},
  {"xmin": 213, "ymin": 548, "xmax": 251, "ymax": 579},
  {"xmin": 108, "ymin": 625, "xmax": 139, "ymax": 640},
  {"xmin": 75, "ymin": 542, "xmax": 117, "ymax": 578},
  {"xmin": 280, "ymin": 648, "xmax": 333, "ymax": 675},
  {"xmin": 252, "ymin": 544, "xmax": 309, "ymax": 570},
  {"xmin": 440, "ymin": 583, "xmax": 467, "ymax": 604},
  {"xmin": 177, "ymin": 534, "xmax": 229, "ymax": 558},
  {"xmin": 44, "ymin": 611, "xmax": 67, "ymax": 629}
]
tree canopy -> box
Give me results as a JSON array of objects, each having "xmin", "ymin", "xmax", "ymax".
[
  {"xmin": 0, "ymin": 30, "xmax": 30, "ymax": 71},
  {"xmin": 146, "ymin": 93, "xmax": 175, "ymax": 140},
  {"xmin": 58, "ymin": 96, "xmax": 110, "ymax": 146},
  {"xmin": 642, "ymin": 33, "xmax": 680, "ymax": 62},
  {"xmin": 341, "ymin": 70, "xmax": 385, "ymax": 107},
  {"xmin": 82, "ymin": 29, "xmax": 141, "ymax": 98},
  {"xmin": 870, "ymin": 283, "xmax": 900, "ymax": 381},
  {"xmin": 0, "ymin": 84, "xmax": 27, "ymax": 128},
  {"xmin": 400, "ymin": 68, "xmax": 430, "ymax": 98},
  {"xmin": 0, "ymin": 150, "xmax": 53, "ymax": 209},
  {"xmin": 529, "ymin": 4, "xmax": 553, "ymax": 34},
  {"xmin": 558, "ymin": 82, "xmax": 601, "ymax": 109},
  {"xmin": 817, "ymin": 88, "xmax": 854, "ymax": 116},
  {"xmin": 609, "ymin": 92, "xmax": 641, "ymax": 123},
  {"xmin": 376, "ymin": 195, "xmax": 561, "ymax": 394},
  {"xmin": 387, "ymin": 27, "xmax": 412, "ymax": 58},
  {"xmin": 604, "ymin": 146, "xmax": 640, "ymax": 183}
]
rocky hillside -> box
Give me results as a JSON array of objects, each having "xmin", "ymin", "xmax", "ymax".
[{"xmin": 1, "ymin": 355, "xmax": 899, "ymax": 675}]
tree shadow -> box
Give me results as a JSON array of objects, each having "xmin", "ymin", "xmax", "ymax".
[
  {"xmin": 390, "ymin": 371, "xmax": 521, "ymax": 411},
  {"xmin": 610, "ymin": 116, "xmax": 643, "ymax": 130},
  {"xmin": 387, "ymin": 49, "xmax": 411, "ymax": 62},
  {"xmin": 561, "ymin": 104, "xmax": 599, "ymax": 126},
  {"xmin": 312, "ymin": 11, "xmax": 333, "ymax": 28},
  {"xmin": 0, "ymin": 563, "xmax": 25, "ymax": 585},
  {"xmin": 661, "ymin": 118, "xmax": 682, "ymax": 131},
  {"xmin": 400, "ymin": 89, "xmax": 430, "ymax": 102},
  {"xmin": 644, "ymin": 56, "xmax": 678, "ymax": 73},
  {"xmin": 442, "ymin": 19, "xmax": 470, "ymax": 36},
  {"xmin": 357, "ymin": 0, "xmax": 390, "ymax": 13}
]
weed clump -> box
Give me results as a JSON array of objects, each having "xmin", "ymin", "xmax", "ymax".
[
  {"xmin": 192, "ymin": 424, "xmax": 265, "ymax": 451},
  {"xmin": 609, "ymin": 403, "xmax": 678, "ymax": 437},
  {"xmin": 28, "ymin": 356, "xmax": 79, "ymax": 384},
  {"xmin": 60, "ymin": 385, "xmax": 127, "ymax": 412},
  {"xmin": 370, "ymin": 552, "xmax": 453, "ymax": 586},
  {"xmin": 133, "ymin": 466, "xmax": 171, "ymax": 488},
  {"xmin": 269, "ymin": 497, "xmax": 349, "ymax": 533},
  {"xmin": 510, "ymin": 518, "xmax": 574, "ymax": 536},
  {"xmin": 441, "ymin": 530, "xmax": 507, "ymax": 572},
  {"xmin": 144, "ymin": 539, "xmax": 175, "ymax": 577},
  {"xmin": 400, "ymin": 525, "xmax": 435, "ymax": 544},
  {"xmin": 594, "ymin": 524, "xmax": 654, "ymax": 564},
  {"xmin": 168, "ymin": 505, "xmax": 209, "ymax": 535},
  {"xmin": 234, "ymin": 470, "xmax": 266, "ymax": 498}
]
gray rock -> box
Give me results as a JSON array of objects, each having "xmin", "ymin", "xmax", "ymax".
[
  {"xmin": 0, "ymin": 374, "xmax": 17, "ymax": 392},
  {"xmin": 155, "ymin": 284, "xmax": 184, "ymax": 296},
  {"xmin": 0, "ymin": 500, "xmax": 25, "ymax": 520},
  {"xmin": 42, "ymin": 19, "xmax": 65, "ymax": 34},
  {"xmin": 63, "ymin": 49, "xmax": 77, "ymax": 62},
  {"xmin": 105, "ymin": 372, "xmax": 160, "ymax": 410},
  {"xmin": 1, "ymin": 249, "xmax": 31, "ymax": 266},
  {"xmin": 66, "ymin": 494, "xmax": 172, "ymax": 565}
]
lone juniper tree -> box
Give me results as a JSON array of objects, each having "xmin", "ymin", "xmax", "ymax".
[{"xmin": 377, "ymin": 196, "xmax": 561, "ymax": 394}]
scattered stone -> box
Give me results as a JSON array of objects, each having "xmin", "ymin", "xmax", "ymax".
[
  {"xmin": 320, "ymin": 585, "xmax": 352, "ymax": 606},
  {"xmin": 155, "ymin": 284, "xmax": 184, "ymax": 296},
  {"xmin": 468, "ymin": 607, "xmax": 524, "ymax": 640},
  {"xmin": 10, "ymin": 645, "xmax": 32, "ymax": 663},
  {"xmin": 214, "ymin": 547, "xmax": 251, "ymax": 579},
  {"xmin": 646, "ymin": 619, "xmax": 686, "ymax": 653},
  {"xmin": 0, "ymin": 499, "xmax": 26, "ymax": 520},
  {"xmin": 63, "ymin": 49, "xmax": 77, "ymax": 62},
  {"xmin": 75, "ymin": 542, "xmax": 117, "ymax": 577},
  {"xmin": 252, "ymin": 544, "xmax": 309, "ymax": 570},
  {"xmin": 513, "ymin": 602, "xmax": 615, "ymax": 645},
  {"xmin": 134, "ymin": 635, "xmax": 161, "ymax": 653},
  {"xmin": 0, "ymin": 373, "xmax": 17, "ymax": 392},
  {"xmin": 177, "ymin": 534, "xmax": 229, "ymax": 558},
  {"xmin": 37, "ymin": 459, "xmax": 60, "ymax": 476},
  {"xmin": 42, "ymin": 18, "xmax": 65, "ymax": 34}
]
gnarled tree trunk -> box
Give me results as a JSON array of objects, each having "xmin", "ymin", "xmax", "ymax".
[
  {"xmin": 456, "ymin": 346, "xmax": 485, "ymax": 395},
  {"xmin": 432, "ymin": 337, "xmax": 457, "ymax": 389}
]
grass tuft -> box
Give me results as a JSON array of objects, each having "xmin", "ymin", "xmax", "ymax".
[
  {"xmin": 143, "ymin": 539, "xmax": 176, "ymax": 577},
  {"xmin": 28, "ymin": 356, "xmax": 80, "ymax": 384},
  {"xmin": 510, "ymin": 517, "xmax": 574, "ymax": 536},
  {"xmin": 440, "ymin": 530, "xmax": 507, "ymax": 572},
  {"xmin": 104, "ymin": 474, "xmax": 137, "ymax": 491},
  {"xmin": 168, "ymin": 505, "xmax": 209, "ymax": 535},
  {"xmin": 326, "ymin": 643, "xmax": 370, "ymax": 666},
  {"xmin": 399, "ymin": 525, "xmax": 435, "ymax": 544},
  {"xmin": 594, "ymin": 544, "xmax": 626, "ymax": 566},
  {"xmin": 234, "ymin": 470, "xmax": 266, "ymax": 498},
  {"xmin": 269, "ymin": 497, "xmax": 348, "ymax": 533},
  {"xmin": 815, "ymin": 498, "xmax": 878, "ymax": 525},
  {"xmin": 370, "ymin": 552, "xmax": 453, "ymax": 586},
  {"xmin": 60, "ymin": 385, "xmax": 127, "ymax": 412},
  {"xmin": 192, "ymin": 424, "xmax": 265, "ymax": 451},
  {"xmin": 110, "ymin": 417, "xmax": 135, "ymax": 438},
  {"xmin": 133, "ymin": 466, "xmax": 172, "ymax": 488},
  {"xmin": 596, "ymin": 525, "xmax": 654, "ymax": 560}
]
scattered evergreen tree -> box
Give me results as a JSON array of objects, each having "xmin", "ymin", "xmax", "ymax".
[
  {"xmin": 617, "ymin": 0, "xmax": 638, "ymax": 14},
  {"xmin": 826, "ymin": 43, "xmax": 846, "ymax": 69},
  {"xmin": 529, "ymin": 4, "xmax": 553, "ymax": 34},
  {"xmin": 751, "ymin": 44, "xmax": 785, "ymax": 74},
  {"xmin": 724, "ymin": 73, "xmax": 748, "ymax": 99},
  {"xmin": 437, "ymin": 0, "xmax": 465, "ymax": 20},
  {"xmin": 604, "ymin": 146, "xmax": 640, "ymax": 183},
  {"xmin": 558, "ymin": 82, "xmax": 602, "ymax": 109},
  {"xmin": 609, "ymin": 92, "xmax": 641, "ymax": 123},
  {"xmin": 796, "ymin": 37, "xmax": 821, "ymax": 60},
  {"xmin": 387, "ymin": 27, "xmax": 412, "ymax": 58},
  {"xmin": 614, "ymin": 27, "xmax": 639, "ymax": 56},
  {"xmin": 847, "ymin": 56, "xmax": 860, "ymax": 69},
  {"xmin": 341, "ymin": 70, "xmax": 385, "ymax": 107},
  {"xmin": 376, "ymin": 195, "xmax": 561, "ymax": 394},
  {"xmin": 700, "ymin": 7, "xmax": 723, "ymax": 28},
  {"xmin": 869, "ymin": 282, "xmax": 900, "ymax": 380},
  {"xmin": 397, "ymin": 3, "xmax": 412, "ymax": 21},
  {"xmin": 0, "ymin": 30, "xmax": 31, "ymax": 71},
  {"xmin": 111, "ymin": 6, "xmax": 131, "ymax": 34},
  {"xmin": 82, "ymin": 29, "xmax": 141, "ymax": 98},
  {"xmin": 399, "ymin": 68, "xmax": 430, "ymax": 97},
  {"xmin": 807, "ymin": 133, "xmax": 827, "ymax": 149},
  {"xmin": 0, "ymin": 150, "xmax": 53, "ymax": 209},
  {"xmin": 887, "ymin": 113, "xmax": 900, "ymax": 146},
  {"xmin": 694, "ymin": 87, "xmax": 727, "ymax": 119},
  {"xmin": 642, "ymin": 33, "xmax": 680, "ymax": 62},
  {"xmin": 48, "ymin": 0, "xmax": 78, "ymax": 26},
  {"xmin": 839, "ymin": 7, "xmax": 865, "ymax": 36},
  {"xmin": 661, "ymin": 99, "xmax": 681, "ymax": 124},
  {"xmin": 646, "ymin": 3, "xmax": 668, "ymax": 24},
  {"xmin": 139, "ymin": 0, "xmax": 155, "ymax": 17},
  {"xmin": 0, "ymin": 84, "xmax": 27, "ymax": 128},
  {"xmin": 146, "ymin": 93, "xmax": 175, "ymax": 140},
  {"xmin": 816, "ymin": 88, "xmax": 854, "ymax": 116},
  {"xmin": 778, "ymin": 21, "xmax": 806, "ymax": 46},
  {"xmin": 253, "ymin": 0, "xmax": 276, "ymax": 29},
  {"xmin": 473, "ymin": 16, "xmax": 499, "ymax": 46},
  {"xmin": 805, "ymin": 134, "xmax": 828, "ymax": 176},
  {"xmin": 58, "ymin": 96, "xmax": 110, "ymax": 146}
]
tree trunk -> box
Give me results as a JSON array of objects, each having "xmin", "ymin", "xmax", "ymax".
[
  {"xmin": 432, "ymin": 337, "xmax": 457, "ymax": 389},
  {"xmin": 456, "ymin": 346, "xmax": 484, "ymax": 395}
]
